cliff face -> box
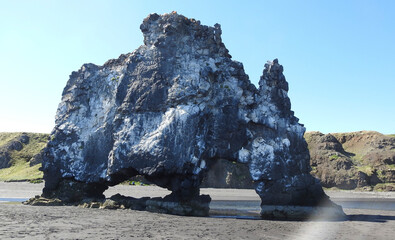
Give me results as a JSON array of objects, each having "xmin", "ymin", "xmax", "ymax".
[
  {"xmin": 40, "ymin": 12, "xmax": 338, "ymax": 218},
  {"xmin": 305, "ymin": 131, "xmax": 395, "ymax": 191}
]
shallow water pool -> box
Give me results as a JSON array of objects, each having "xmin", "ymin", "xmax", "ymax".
[{"xmin": 0, "ymin": 198, "xmax": 29, "ymax": 202}]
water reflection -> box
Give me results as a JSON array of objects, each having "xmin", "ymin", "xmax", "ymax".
[
  {"xmin": 208, "ymin": 198, "xmax": 395, "ymax": 219},
  {"xmin": 2, "ymin": 197, "xmax": 394, "ymax": 212},
  {"xmin": 0, "ymin": 198, "xmax": 29, "ymax": 202}
]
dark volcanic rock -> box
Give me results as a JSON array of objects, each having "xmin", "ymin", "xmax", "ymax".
[
  {"xmin": 0, "ymin": 152, "xmax": 11, "ymax": 169},
  {"xmin": 30, "ymin": 149, "xmax": 45, "ymax": 167},
  {"xmin": 145, "ymin": 194, "xmax": 211, "ymax": 216},
  {"xmin": 40, "ymin": 12, "xmax": 341, "ymax": 218}
]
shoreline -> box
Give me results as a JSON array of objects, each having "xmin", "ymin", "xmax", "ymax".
[
  {"xmin": 1, "ymin": 181, "xmax": 394, "ymax": 200},
  {"xmin": 1, "ymin": 182, "xmax": 394, "ymax": 239},
  {"xmin": 2, "ymin": 182, "xmax": 395, "ymax": 213}
]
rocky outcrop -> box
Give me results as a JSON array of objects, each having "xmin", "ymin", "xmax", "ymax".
[
  {"xmin": 39, "ymin": 12, "xmax": 342, "ymax": 219},
  {"xmin": 306, "ymin": 131, "xmax": 395, "ymax": 191},
  {"xmin": 24, "ymin": 193, "xmax": 211, "ymax": 216},
  {"xmin": 29, "ymin": 149, "xmax": 45, "ymax": 167},
  {"xmin": 0, "ymin": 151, "xmax": 11, "ymax": 169}
]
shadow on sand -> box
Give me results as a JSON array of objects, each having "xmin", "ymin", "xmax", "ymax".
[
  {"xmin": 347, "ymin": 214, "xmax": 395, "ymax": 223},
  {"xmin": 209, "ymin": 214, "xmax": 395, "ymax": 223}
]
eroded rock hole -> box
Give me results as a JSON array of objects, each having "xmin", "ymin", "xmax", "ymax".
[
  {"xmin": 102, "ymin": 172, "xmax": 211, "ymax": 216},
  {"xmin": 201, "ymin": 159, "xmax": 254, "ymax": 189}
]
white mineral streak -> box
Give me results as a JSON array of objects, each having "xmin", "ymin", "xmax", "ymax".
[
  {"xmin": 282, "ymin": 138, "xmax": 291, "ymax": 148},
  {"xmin": 131, "ymin": 105, "xmax": 199, "ymax": 155},
  {"xmin": 248, "ymin": 138, "xmax": 275, "ymax": 181},
  {"xmin": 238, "ymin": 148, "xmax": 250, "ymax": 163},
  {"xmin": 51, "ymin": 62, "xmax": 127, "ymax": 179}
]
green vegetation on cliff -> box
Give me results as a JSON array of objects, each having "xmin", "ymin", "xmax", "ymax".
[
  {"xmin": 0, "ymin": 132, "xmax": 48, "ymax": 181},
  {"xmin": 305, "ymin": 131, "xmax": 395, "ymax": 191},
  {"xmin": 0, "ymin": 162, "xmax": 43, "ymax": 181}
]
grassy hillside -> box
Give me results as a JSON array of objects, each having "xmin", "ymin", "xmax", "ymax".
[
  {"xmin": 0, "ymin": 132, "xmax": 48, "ymax": 181},
  {"xmin": 0, "ymin": 132, "xmax": 22, "ymax": 146}
]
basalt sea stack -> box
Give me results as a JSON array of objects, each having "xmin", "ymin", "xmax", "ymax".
[{"xmin": 38, "ymin": 12, "xmax": 344, "ymax": 219}]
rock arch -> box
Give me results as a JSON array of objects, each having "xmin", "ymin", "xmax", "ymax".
[{"xmin": 39, "ymin": 12, "xmax": 344, "ymax": 219}]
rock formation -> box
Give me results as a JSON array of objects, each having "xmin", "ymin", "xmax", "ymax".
[
  {"xmin": 39, "ymin": 12, "xmax": 343, "ymax": 219},
  {"xmin": 306, "ymin": 131, "xmax": 395, "ymax": 191}
]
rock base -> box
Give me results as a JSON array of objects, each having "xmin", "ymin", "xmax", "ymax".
[
  {"xmin": 23, "ymin": 195, "xmax": 63, "ymax": 206},
  {"xmin": 145, "ymin": 196, "xmax": 211, "ymax": 217},
  {"xmin": 24, "ymin": 193, "xmax": 211, "ymax": 217},
  {"xmin": 260, "ymin": 203, "xmax": 346, "ymax": 220}
]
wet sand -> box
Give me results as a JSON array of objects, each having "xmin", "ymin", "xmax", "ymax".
[{"xmin": 1, "ymin": 182, "xmax": 394, "ymax": 239}]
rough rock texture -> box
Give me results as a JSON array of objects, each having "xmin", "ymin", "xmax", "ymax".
[
  {"xmin": 0, "ymin": 151, "xmax": 11, "ymax": 169},
  {"xmin": 306, "ymin": 131, "xmax": 395, "ymax": 191},
  {"xmin": 29, "ymin": 149, "xmax": 45, "ymax": 167},
  {"xmin": 23, "ymin": 195, "xmax": 63, "ymax": 206},
  {"xmin": 41, "ymin": 12, "xmax": 339, "ymax": 218},
  {"xmin": 24, "ymin": 193, "xmax": 211, "ymax": 216}
]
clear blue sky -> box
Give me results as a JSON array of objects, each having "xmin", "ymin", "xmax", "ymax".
[{"xmin": 1, "ymin": 0, "xmax": 394, "ymax": 134}]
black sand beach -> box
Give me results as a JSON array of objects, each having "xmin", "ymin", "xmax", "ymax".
[{"xmin": 1, "ymin": 182, "xmax": 394, "ymax": 239}]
